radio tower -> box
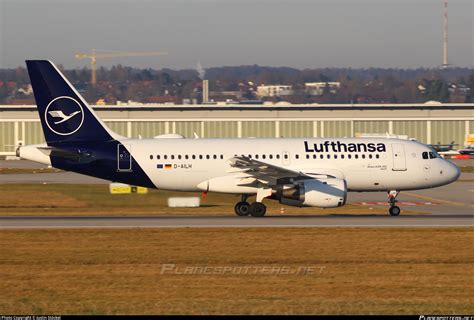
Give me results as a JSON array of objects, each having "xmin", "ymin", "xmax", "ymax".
[{"xmin": 442, "ymin": 0, "xmax": 449, "ymax": 68}]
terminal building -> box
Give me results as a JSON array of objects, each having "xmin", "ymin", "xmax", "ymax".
[{"xmin": 0, "ymin": 103, "xmax": 473, "ymax": 156}]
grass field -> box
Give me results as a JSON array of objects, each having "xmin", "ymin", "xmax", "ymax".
[
  {"xmin": 0, "ymin": 184, "xmax": 406, "ymax": 216},
  {"xmin": 0, "ymin": 228, "xmax": 472, "ymax": 314}
]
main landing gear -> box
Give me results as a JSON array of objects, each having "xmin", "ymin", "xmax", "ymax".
[
  {"xmin": 234, "ymin": 195, "xmax": 267, "ymax": 217},
  {"xmin": 387, "ymin": 190, "xmax": 401, "ymax": 216}
]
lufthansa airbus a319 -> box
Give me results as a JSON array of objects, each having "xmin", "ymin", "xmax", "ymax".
[{"xmin": 17, "ymin": 61, "xmax": 460, "ymax": 217}]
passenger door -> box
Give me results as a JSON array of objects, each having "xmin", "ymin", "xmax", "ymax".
[{"xmin": 391, "ymin": 143, "xmax": 407, "ymax": 171}]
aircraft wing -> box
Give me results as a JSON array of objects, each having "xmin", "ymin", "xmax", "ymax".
[{"xmin": 229, "ymin": 156, "xmax": 312, "ymax": 187}]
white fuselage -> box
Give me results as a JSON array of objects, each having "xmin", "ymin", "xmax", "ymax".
[{"xmin": 117, "ymin": 137, "xmax": 460, "ymax": 194}]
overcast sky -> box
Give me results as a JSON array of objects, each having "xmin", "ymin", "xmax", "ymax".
[{"xmin": 0, "ymin": 0, "xmax": 472, "ymax": 69}]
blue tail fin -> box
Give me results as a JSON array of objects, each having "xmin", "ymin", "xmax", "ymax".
[{"xmin": 26, "ymin": 60, "xmax": 121, "ymax": 145}]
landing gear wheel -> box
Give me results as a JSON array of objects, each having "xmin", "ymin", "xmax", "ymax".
[
  {"xmin": 387, "ymin": 190, "xmax": 401, "ymax": 216},
  {"xmin": 249, "ymin": 202, "xmax": 267, "ymax": 217},
  {"xmin": 234, "ymin": 202, "xmax": 250, "ymax": 216},
  {"xmin": 389, "ymin": 205, "xmax": 401, "ymax": 216}
]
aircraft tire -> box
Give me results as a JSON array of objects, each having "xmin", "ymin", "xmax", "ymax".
[
  {"xmin": 249, "ymin": 202, "xmax": 267, "ymax": 217},
  {"xmin": 389, "ymin": 206, "xmax": 401, "ymax": 216},
  {"xmin": 235, "ymin": 202, "xmax": 250, "ymax": 216}
]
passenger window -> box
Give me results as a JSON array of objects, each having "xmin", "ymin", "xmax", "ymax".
[
  {"xmin": 255, "ymin": 155, "xmax": 259, "ymax": 159},
  {"xmin": 262, "ymin": 155, "xmax": 266, "ymax": 159},
  {"xmin": 284, "ymin": 154, "xmax": 288, "ymax": 159},
  {"xmin": 199, "ymin": 155, "xmax": 203, "ymax": 159},
  {"xmin": 220, "ymin": 155, "xmax": 224, "ymax": 159},
  {"xmin": 171, "ymin": 155, "xmax": 175, "ymax": 160},
  {"xmin": 157, "ymin": 155, "xmax": 161, "ymax": 160},
  {"xmin": 320, "ymin": 154, "xmax": 324, "ymax": 159},
  {"xmin": 341, "ymin": 154, "xmax": 345, "ymax": 159},
  {"xmin": 376, "ymin": 154, "xmax": 379, "ymax": 159},
  {"xmin": 192, "ymin": 155, "xmax": 196, "ymax": 160},
  {"xmin": 164, "ymin": 155, "xmax": 168, "ymax": 160},
  {"xmin": 206, "ymin": 155, "xmax": 210, "ymax": 159},
  {"xmin": 185, "ymin": 155, "xmax": 189, "ymax": 160},
  {"xmin": 149, "ymin": 155, "xmax": 153, "ymax": 160},
  {"xmin": 362, "ymin": 154, "xmax": 365, "ymax": 159},
  {"xmin": 306, "ymin": 154, "xmax": 310, "ymax": 159},
  {"xmin": 178, "ymin": 155, "xmax": 182, "ymax": 160},
  {"xmin": 269, "ymin": 154, "xmax": 273, "ymax": 159},
  {"xmin": 327, "ymin": 155, "xmax": 331, "ymax": 159},
  {"xmin": 295, "ymin": 154, "xmax": 299, "ymax": 159},
  {"xmin": 348, "ymin": 154, "xmax": 352, "ymax": 159},
  {"xmin": 313, "ymin": 154, "xmax": 317, "ymax": 159},
  {"xmin": 276, "ymin": 154, "xmax": 280, "ymax": 159},
  {"xmin": 369, "ymin": 154, "xmax": 372, "ymax": 159},
  {"xmin": 422, "ymin": 152, "xmax": 429, "ymax": 160},
  {"xmin": 355, "ymin": 154, "xmax": 359, "ymax": 159}
]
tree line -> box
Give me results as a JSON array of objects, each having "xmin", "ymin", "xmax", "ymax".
[{"xmin": 0, "ymin": 64, "xmax": 473, "ymax": 104}]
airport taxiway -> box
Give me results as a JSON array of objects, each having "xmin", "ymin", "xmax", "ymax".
[
  {"xmin": 1, "ymin": 160, "xmax": 473, "ymax": 223},
  {"xmin": 0, "ymin": 215, "xmax": 472, "ymax": 229}
]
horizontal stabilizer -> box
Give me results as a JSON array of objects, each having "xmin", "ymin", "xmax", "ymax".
[{"xmin": 37, "ymin": 146, "xmax": 96, "ymax": 163}]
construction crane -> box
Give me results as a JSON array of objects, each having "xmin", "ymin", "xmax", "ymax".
[{"xmin": 75, "ymin": 49, "xmax": 167, "ymax": 85}]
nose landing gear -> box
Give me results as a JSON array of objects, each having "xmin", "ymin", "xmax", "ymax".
[{"xmin": 388, "ymin": 190, "xmax": 401, "ymax": 216}]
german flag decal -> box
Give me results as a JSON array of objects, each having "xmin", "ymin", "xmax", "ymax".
[
  {"xmin": 157, "ymin": 164, "xmax": 173, "ymax": 169},
  {"xmin": 165, "ymin": 164, "xmax": 172, "ymax": 169}
]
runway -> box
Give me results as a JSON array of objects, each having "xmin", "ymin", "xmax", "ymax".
[
  {"xmin": 2, "ymin": 160, "xmax": 473, "ymax": 212},
  {"xmin": 1, "ymin": 160, "xmax": 473, "ymax": 223},
  {"xmin": 0, "ymin": 215, "xmax": 472, "ymax": 229}
]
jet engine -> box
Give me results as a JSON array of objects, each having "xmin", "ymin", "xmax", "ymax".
[{"xmin": 272, "ymin": 178, "xmax": 347, "ymax": 208}]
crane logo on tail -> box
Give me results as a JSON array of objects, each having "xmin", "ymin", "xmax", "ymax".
[
  {"xmin": 48, "ymin": 110, "xmax": 82, "ymax": 124},
  {"xmin": 44, "ymin": 96, "xmax": 84, "ymax": 136}
]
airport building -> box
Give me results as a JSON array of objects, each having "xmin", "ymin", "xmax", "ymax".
[
  {"xmin": 0, "ymin": 103, "xmax": 473, "ymax": 155},
  {"xmin": 256, "ymin": 85, "xmax": 293, "ymax": 97}
]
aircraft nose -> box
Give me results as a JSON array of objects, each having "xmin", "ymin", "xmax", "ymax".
[{"xmin": 444, "ymin": 161, "xmax": 460, "ymax": 183}]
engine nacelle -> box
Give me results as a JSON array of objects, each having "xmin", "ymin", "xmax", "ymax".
[{"xmin": 274, "ymin": 178, "xmax": 347, "ymax": 208}]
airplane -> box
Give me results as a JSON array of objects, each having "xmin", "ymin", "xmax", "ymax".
[
  {"xmin": 17, "ymin": 60, "xmax": 461, "ymax": 217},
  {"xmin": 428, "ymin": 141, "xmax": 458, "ymax": 153},
  {"xmin": 458, "ymin": 147, "xmax": 474, "ymax": 155}
]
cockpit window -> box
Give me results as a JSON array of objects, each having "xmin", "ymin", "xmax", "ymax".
[
  {"xmin": 428, "ymin": 146, "xmax": 441, "ymax": 158},
  {"xmin": 423, "ymin": 151, "xmax": 439, "ymax": 159}
]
